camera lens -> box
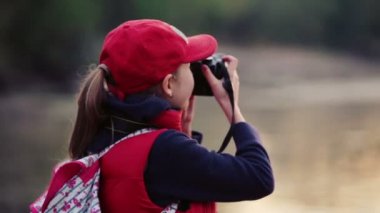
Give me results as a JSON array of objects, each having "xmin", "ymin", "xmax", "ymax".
[{"xmin": 190, "ymin": 53, "xmax": 227, "ymax": 96}]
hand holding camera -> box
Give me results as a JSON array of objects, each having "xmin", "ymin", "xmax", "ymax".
[
  {"xmin": 190, "ymin": 54, "xmax": 244, "ymax": 124},
  {"xmin": 190, "ymin": 54, "xmax": 227, "ymax": 96}
]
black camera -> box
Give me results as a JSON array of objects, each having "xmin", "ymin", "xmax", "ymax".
[{"xmin": 190, "ymin": 53, "xmax": 228, "ymax": 96}]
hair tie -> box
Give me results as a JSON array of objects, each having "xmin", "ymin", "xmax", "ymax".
[
  {"xmin": 98, "ymin": 64, "xmax": 115, "ymax": 85},
  {"xmin": 97, "ymin": 64, "xmax": 125, "ymax": 99}
]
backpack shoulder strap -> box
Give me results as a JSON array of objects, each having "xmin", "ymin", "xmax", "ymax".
[
  {"xmin": 98, "ymin": 128, "xmax": 157, "ymax": 157},
  {"xmin": 31, "ymin": 128, "xmax": 158, "ymax": 212}
]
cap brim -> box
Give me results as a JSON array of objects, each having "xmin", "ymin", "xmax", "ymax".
[{"xmin": 184, "ymin": 34, "xmax": 218, "ymax": 62}]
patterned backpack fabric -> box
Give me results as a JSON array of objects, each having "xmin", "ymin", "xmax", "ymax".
[{"xmin": 30, "ymin": 128, "xmax": 178, "ymax": 213}]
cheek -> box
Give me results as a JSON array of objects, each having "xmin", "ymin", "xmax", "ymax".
[
  {"xmin": 177, "ymin": 72, "xmax": 194, "ymax": 109},
  {"xmin": 186, "ymin": 71, "xmax": 195, "ymax": 94}
]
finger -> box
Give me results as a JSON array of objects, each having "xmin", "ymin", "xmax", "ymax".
[
  {"xmin": 222, "ymin": 55, "xmax": 238, "ymax": 66},
  {"xmin": 201, "ymin": 65, "xmax": 219, "ymax": 86},
  {"xmin": 189, "ymin": 95, "xmax": 195, "ymax": 107},
  {"xmin": 182, "ymin": 96, "xmax": 195, "ymax": 121},
  {"xmin": 187, "ymin": 96, "xmax": 195, "ymax": 116},
  {"xmin": 222, "ymin": 55, "xmax": 238, "ymax": 74}
]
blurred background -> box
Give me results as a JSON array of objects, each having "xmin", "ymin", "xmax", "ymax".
[{"xmin": 1, "ymin": 0, "xmax": 380, "ymax": 212}]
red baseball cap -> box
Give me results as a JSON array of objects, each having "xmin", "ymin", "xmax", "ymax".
[{"xmin": 99, "ymin": 19, "xmax": 218, "ymax": 99}]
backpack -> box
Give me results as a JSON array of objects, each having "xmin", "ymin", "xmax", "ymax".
[{"xmin": 30, "ymin": 128, "xmax": 178, "ymax": 213}]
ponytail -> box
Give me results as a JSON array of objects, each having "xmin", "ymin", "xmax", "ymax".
[{"xmin": 69, "ymin": 65, "xmax": 107, "ymax": 159}]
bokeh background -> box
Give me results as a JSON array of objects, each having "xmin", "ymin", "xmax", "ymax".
[{"xmin": 1, "ymin": 0, "xmax": 380, "ymax": 212}]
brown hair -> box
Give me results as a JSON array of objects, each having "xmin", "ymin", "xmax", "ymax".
[
  {"xmin": 69, "ymin": 65, "xmax": 107, "ymax": 159},
  {"xmin": 68, "ymin": 65, "xmax": 169, "ymax": 159}
]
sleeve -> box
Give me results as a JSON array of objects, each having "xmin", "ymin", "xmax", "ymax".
[{"xmin": 144, "ymin": 122, "xmax": 274, "ymax": 207}]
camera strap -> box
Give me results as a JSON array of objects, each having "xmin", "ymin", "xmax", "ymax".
[{"xmin": 217, "ymin": 66, "xmax": 235, "ymax": 153}]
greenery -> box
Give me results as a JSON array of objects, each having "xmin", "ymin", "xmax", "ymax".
[{"xmin": 0, "ymin": 0, "xmax": 379, "ymax": 92}]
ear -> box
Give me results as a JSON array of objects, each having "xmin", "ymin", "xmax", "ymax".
[{"xmin": 161, "ymin": 74, "xmax": 174, "ymax": 98}]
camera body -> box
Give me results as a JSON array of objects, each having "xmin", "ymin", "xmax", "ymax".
[{"xmin": 190, "ymin": 53, "xmax": 227, "ymax": 96}]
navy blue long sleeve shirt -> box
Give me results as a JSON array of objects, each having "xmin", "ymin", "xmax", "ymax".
[
  {"xmin": 88, "ymin": 94, "xmax": 274, "ymax": 208},
  {"xmin": 145, "ymin": 122, "xmax": 274, "ymax": 207}
]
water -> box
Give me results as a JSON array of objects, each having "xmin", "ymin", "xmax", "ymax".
[
  {"xmin": 194, "ymin": 86, "xmax": 380, "ymax": 212},
  {"xmin": 1, "ymin": 46, "xmax": 380, "ymax": 212}
]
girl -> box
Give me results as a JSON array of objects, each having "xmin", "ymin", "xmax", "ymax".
[{"xmin": 69, "ymin": 19, "xmax": 274, "ymax": 212}]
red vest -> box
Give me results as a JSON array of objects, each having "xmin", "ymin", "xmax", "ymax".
[{"xmin": 99, "ymin": 129, "xmax": 216, "ymax": 213}]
